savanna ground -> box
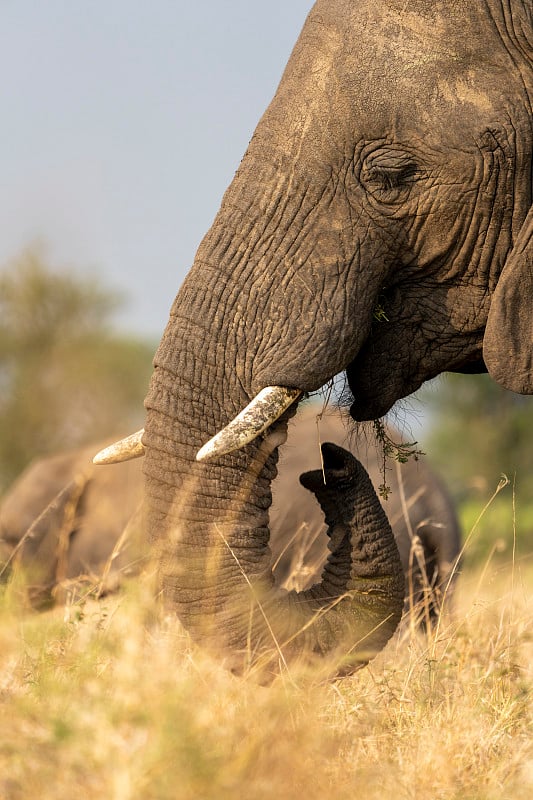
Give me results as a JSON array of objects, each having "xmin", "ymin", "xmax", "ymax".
[{"xmin": 0, "ymin": 490, "xmax": 532, "ymax": 800}]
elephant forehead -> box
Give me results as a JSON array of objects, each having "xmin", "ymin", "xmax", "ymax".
[
  {"xmin": 266, "ymin": 0, "xmax": 508, "ymax": 151},
  {"xmin": 307, "ymin": 0, "xmax": 498, "ymax": 69}
]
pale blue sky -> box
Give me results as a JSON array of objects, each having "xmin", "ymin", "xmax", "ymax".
[{"xmin": 1, "ymin": 1, "xmax": 314, "ymax": 337}]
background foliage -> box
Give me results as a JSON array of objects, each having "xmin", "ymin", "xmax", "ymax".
[
  {"xmin": 420, "ymin": 374, "xmax": 532, "ymax": 563},
  {"xmin": 423, "ymin": 373, "xmax": 532, "ymax": 502},
  {"xmin": 0, "ymin": 248, "xmax": 154, "ymax": 492}
]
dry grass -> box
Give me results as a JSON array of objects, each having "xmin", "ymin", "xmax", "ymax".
[{"xmin": 0, "ymin": 549, "xmax": 532, "ymax": 798}]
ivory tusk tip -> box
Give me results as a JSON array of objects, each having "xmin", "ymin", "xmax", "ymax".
[
  {"xmin": 195, "ymin": 443, "xmax": 214, "ymax": 462},
  {"xmin": 93, "ymin": 429, "xmax": 146, "ymax": 465}
]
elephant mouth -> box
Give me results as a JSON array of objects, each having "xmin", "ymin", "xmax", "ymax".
[
  {"xmin": 453, "ymin": 357, "xmax": 488, "ymax": 375},
  {"xmin": 346, "ymin": 328, "xmax": 490, "ymax": 421}
]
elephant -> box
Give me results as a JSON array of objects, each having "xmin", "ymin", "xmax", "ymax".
[
  {"xmin": 0, "ymin": 443, "xmax": 145, "ymax": 605},
  {"xmin": 0, "ymin": 408, "xmax": 460, "ymax": 627},
  {"xmin": 69, "ymin": 0, "xmax": 533, "ymax": 672}
]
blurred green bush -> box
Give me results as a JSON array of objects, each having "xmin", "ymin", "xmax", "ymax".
[{"xmin": 0, "ymin": 247, "xmax": 155, "ymax": 493}]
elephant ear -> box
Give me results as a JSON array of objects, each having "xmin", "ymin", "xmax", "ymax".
[{"xmin": 483, "ymin": 206, "xmax": 533, "ymax": 394}]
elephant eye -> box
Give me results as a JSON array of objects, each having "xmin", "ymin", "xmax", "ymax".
[
  {"xmin": 360, "ymin": 152, "xmax": 420, "ymax": 203},
  {"xmin": 374, "ymin": 165, "xmax": 417, "ymax": 189}
]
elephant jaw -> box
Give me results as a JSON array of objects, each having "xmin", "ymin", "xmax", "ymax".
[{"xmin": 93, "ymin": 373, "xmax": 393, "ymax": 469}]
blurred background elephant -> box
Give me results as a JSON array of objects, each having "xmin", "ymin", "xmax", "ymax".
[
  {"xmin": 0, "ymin": 405, "xmax": 460, "ymax": 622},
  {"xmin": 0, "ymin": 445, "xmax": 144, "ymax": 606}
]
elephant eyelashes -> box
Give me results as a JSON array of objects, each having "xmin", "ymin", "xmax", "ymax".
[{"xmin": 360, "ymin": 153, "xmax": 421, "ymax": 203}]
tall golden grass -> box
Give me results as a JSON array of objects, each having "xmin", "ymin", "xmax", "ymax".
[{"xmin": 0, "ymin": 504, "xmax": 532, "ymax": 799}]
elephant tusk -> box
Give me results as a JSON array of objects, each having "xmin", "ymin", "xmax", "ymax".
[
  {"xmin": 93, "ymin": 429, "xmax": 146, "ymax": 465},
  {"xmin": 196, "ymin": 386, "xmax": 302, "ymax": 462}
]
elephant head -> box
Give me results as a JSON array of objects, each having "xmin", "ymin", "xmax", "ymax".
[{"xmin": 110, "ymin": 1, "xmax": 532, "ymax": 670}]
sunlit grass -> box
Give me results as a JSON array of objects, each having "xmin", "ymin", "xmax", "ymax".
[{"xmin": 1, "ymin": 523, "xmax": 532, "ymax": 798}]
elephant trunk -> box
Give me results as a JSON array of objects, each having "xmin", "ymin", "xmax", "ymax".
[
  {"xmin": 143, "ymin": 361, "xmax": 285, "ymax": 660},
  {"xmin": 282, "ymin": 443, "xmax": 405, "ymax": 672},
  {"xmin": 142, "ymin": 60, "xmax": 399, "ymax": 671},
  {"xmin": 144, "ymin": 354, "xmax": 404, "ymax": 673}
]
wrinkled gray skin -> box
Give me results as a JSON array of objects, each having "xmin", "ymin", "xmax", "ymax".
[
  {"xmin": 142, "ymin": 0, "xmax": 531, "ymax": 671},
  {"xmin": 0, "ymin": 411, "xmax": 460, "ymax": 627}
]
